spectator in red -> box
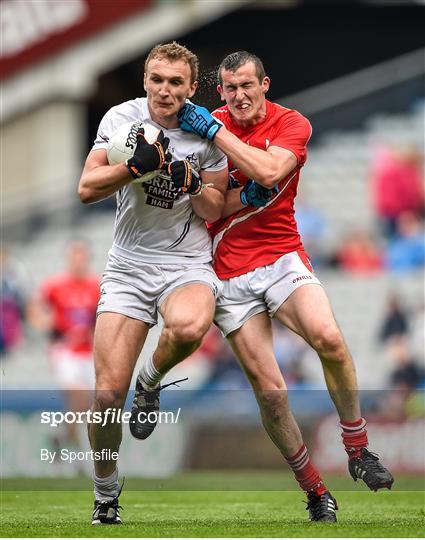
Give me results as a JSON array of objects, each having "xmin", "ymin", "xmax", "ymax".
[
  {"xmin": 28, "ymin": 240, "xmax": 100, "ymax": 450},
  {"xmin": 370, "ymin": 144, "xmax": 424, "ymax": 238},
  {"xmin": 336, "ymin": 230, "xmax": 384, "ymax": 275}
]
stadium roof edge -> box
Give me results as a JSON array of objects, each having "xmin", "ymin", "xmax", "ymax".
[{"xmin": 0, "ymin": 0, "xmax": 251, "ymax": 124}]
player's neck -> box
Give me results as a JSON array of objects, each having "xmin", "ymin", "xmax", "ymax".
[
  {"xmin": 152, "ymin": 115, "xmax": 178, "ymax": 129},
  {"xmin": 148, "ymin": 106, "xmax": 178, "ymax": 129}
]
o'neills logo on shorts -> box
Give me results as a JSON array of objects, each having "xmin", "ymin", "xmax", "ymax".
[{"xmin": 293, "ymin": 275, "xmax": 313, "ymax": 284}]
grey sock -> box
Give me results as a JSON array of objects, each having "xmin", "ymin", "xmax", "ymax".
[
  {"xmin": 138, "ymin": 355, "xmax": 163, "ymax": 388},
  {"xmin": 93, "ymin": 468, "xmax": 120, "ymax": 501}
]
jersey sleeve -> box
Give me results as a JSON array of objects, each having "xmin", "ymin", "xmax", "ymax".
[
  {"xmin": 92, "ymin": 105, "xmax": 121, "ymax": 151},
  {"xmin": 200, "ymin": 142, "xmax": 228, "ymax": 172},
  {"xmin": 271, "ymin": 111, "xmax": 312, "ymax": 165}
]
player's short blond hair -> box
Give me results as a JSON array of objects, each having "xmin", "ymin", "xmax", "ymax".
[{"xmin": 145, "ymin": 42, "xmax": 199, "ymax": 84}]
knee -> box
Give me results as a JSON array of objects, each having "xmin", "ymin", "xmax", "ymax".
[
  {"xmin": 169, "ymin": 317, "xmax": 211, "ymax": 346},
  {"xmin": 94, "ymin": 388, "xmax": 126, "ymax": 412},
  {"xmin": 311, "ymin": 325, "xmax": 347, "ymax": 362}
]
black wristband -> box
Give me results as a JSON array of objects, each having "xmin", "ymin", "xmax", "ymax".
[{"xmin": 126, "ymin": 156, "xmax": 145, "ymax": 179}]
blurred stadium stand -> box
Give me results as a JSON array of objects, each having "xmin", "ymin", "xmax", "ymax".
[
  {"xmin": 299, "ymin": 99, "xmax": 425, "ymax": 251},
  {"xmin": 1, "ymin": 0, "xmax": 424, "ymax": 477},
  {"xmin": 1, "ymin": 0, "xmax": 250, "ymax": 237}
]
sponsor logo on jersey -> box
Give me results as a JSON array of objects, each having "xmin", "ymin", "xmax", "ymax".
[
  {"xmin": 185, "ymin": 152, "xmax": 199, "ymax": 169},
  {"xmin": 142, "ymin": 173, "xmax": 181, "ymax": 210},
  {"xmin": 95, "ymin": 132, "xmax": 109, "ymax": 144}
]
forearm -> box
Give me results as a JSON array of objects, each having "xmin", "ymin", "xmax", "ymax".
[
  {"xmin": 222, "ymin": 188, "xmax": 244, "ymax": 218},
  {"xmin": 178, "ymin": 103, "xmax": 298, "ymax": 189},
  {"xmin": 190, "ymin": 186, "xmax": 225, "ymax": 222},
  {"xmin": 78, "ymin": 163, "xmax": 132, "ymax": 204},
  {"xmin": 214, "ymin": 128, "xmax": 282, "ymax": 188}
]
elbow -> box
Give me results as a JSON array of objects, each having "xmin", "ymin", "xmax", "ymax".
[
  {"xmin": 254, "ymin": 166, "xmax": 283, "ymax": 189},
  {"xmin": 256, "ymin": 173, "xmax": 279, "ymax": 190},
  {"xmin": 78, "ymin": 184, "xmax": 95, "ymax": 204},
  {"xmin": 259, "ymin": 159, "xmax": 297, "ymax": 189}
]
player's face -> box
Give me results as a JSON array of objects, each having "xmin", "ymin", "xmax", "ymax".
[
  {"xmin": 217, "ymin": 62, "xmax": 270, "ymax": 127},
  {"xmin": 144, "ymin": 58, "xmax": 197, "ymax": 128},
  {"xmin": 67, "ymin": 243, "xmax": 90, "ymax": 277}
]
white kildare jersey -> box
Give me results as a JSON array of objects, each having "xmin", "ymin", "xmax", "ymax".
[{"xmin": 93, "ymin": 97, "xmax": 227, "ymax": 264}]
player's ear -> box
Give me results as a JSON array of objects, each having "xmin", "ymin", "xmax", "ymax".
[
  {"xmin": 187, "ymin": 80, "xmax": 198, "ymax": 99},
  {"xmin": 143, "ymin": 73, "xmax": 147, "ymax": 92},
  {"xmin": 217, "ymin": 84, "xmax": 225, "ymax": 101},
  {"xmin": 262, "ymin": 77, "xmax": 270, "ymax": 94}
]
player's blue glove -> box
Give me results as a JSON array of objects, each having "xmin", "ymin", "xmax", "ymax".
[
  {"xmin": 178, "ymin": 103, "xmax": 222, "ymax": 141},
  {"xmin": 240, "ymin": 180, "xmax": 279, "ymax": 207}
]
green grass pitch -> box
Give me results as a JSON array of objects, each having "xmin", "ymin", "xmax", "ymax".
[{"xmin": 1, "ymin": 473, "xmax": 424, "ymax": 537}]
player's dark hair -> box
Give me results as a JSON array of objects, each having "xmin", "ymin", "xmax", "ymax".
[{"xmin": 218, "ymin": 51, "xmax": 266, "ymax": 85}]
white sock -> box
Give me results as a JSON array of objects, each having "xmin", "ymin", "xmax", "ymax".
[
  {"xmin": 138, "ymin": 355, "xmax": 163, "ymax": 388},
  {"xmin": 93, "ymin": 468, "xmax": 120, "ymax": 502}
]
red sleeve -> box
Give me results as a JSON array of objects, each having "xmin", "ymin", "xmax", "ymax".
[{"xmin": 271, "ymin": 111, "xmax": 312, "ymax": 165}]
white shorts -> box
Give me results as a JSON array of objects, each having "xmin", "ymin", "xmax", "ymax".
[
  {"xmin": 50, "ymin": 344, "xmax": 95, "ymax": 389},
  {"xmin": 215, "ymin": 250, "xmax": 322, "ymax": 337},
  {"xmin": 97, "ymin": 252, "xmax": 222, "ymax": 326}
]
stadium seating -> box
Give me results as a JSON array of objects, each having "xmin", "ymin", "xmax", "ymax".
[{"xmin": 299, "ymin": 100, "xmax": 424, "ymax": 252}]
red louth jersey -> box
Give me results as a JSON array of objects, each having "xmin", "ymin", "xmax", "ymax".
[
  {"xmin": 41, "ymin": 274, "xmax": 100, "ymax": 353},
  {"xmin": 210, "ymin": 100, "xmax": 312, "ymax": 280}
]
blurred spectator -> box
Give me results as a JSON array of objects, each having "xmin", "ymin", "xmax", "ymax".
[
  {"xmin": 385, "ymin": 211, "xmax": 425, "ymax": 273},
  {"xmin": 27, "ymin": 240, "xmax": 100, "ymax": 451},
  {"xmin": 388, "ymin": 335, "xmax": 424, "ymax": 389},
  {"xmin": 410, "ymin": 300, "xmax": 425, "ymax": 363},
  {"xmin": 379, "ymin": 293, "xmax": 409, "ymax": 344},
  {"xmin": 0, "ymin": 247, "xmax": 29, "ymax": 355},
  {"xmin": 295, "ymin": 198, "xmax": 327, "ymax": 266},
  {"xmin": 375, "ymin": 383, "xmax": 414, "ymax": 422},
  {"xmin": 336, "ymin": 230, "xmax": 384, "ymax": 275},
  {"xmin": 370, "ymin": 144, "xmax": 424, "ymax": 238},
  {"xmin": 378, "ymin": 294, "xmax": 424, "ymax": 389},
  {"xmin": 376, "ymin": 334, "xmax": 424, "ymax": 421}
]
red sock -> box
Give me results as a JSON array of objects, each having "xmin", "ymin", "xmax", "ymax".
[
  {"xmin": 340, "ymin": 418, "xmax": 368, "ymax": 459},
  {"xmin": 285, "ymin": 444, "xmax": 327, "ymax": 495}
]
